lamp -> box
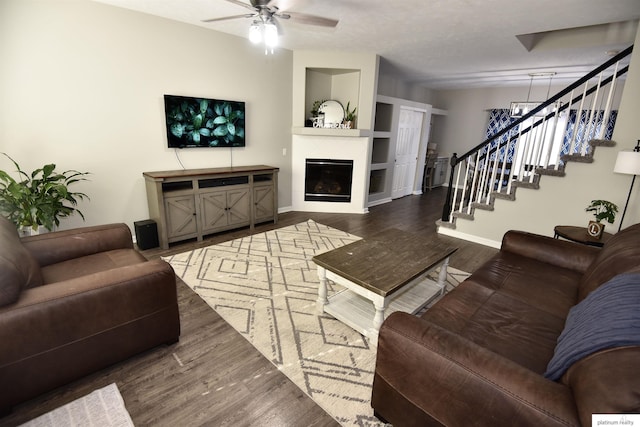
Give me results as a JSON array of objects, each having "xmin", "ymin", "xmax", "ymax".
[
  {"xmin": 510, "ymin": 72, "xmax": 557, "ymax": 118},
  {"xmin": 248, "ymin": 19, "xmax": 278, "ymax": 54},
  {"xmin": 613, "ymin": 140, "xmax": 640, "ymax": 231}
]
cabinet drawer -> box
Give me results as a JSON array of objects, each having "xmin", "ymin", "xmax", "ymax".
[{"xmin": 199, "ymin": 176, "xmax": 249, "ymax": 188}]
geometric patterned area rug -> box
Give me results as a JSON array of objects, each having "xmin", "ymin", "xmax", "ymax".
[
  {"xmin": 20, "ymin": 383, "xmax": 134, "ymax": 427},
  {"xmin": 165, "ymin": 220, "xmax": 469, "ymax": 426}
]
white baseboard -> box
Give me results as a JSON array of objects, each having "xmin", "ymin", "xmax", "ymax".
[
  {"xmin": 368, "ymin": 197, "xmax": 392, "ymax": 208},
  {"xmin": 437, "ymin": 227, "xmax": 501, "ymax": 249}
]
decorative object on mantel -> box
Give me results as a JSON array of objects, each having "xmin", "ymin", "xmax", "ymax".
[
  {"xmin": 317, "ymin": 100, "xmax": 344, "ymax": 128},
  {"xmin": 613, "ymin": 139, "xmax": 640, "ymax": 231},
  {"xmin": 308, "ymin": 99, "xmax": 326, "ymax": 127},
  {"xmin": 0, "ymin": 153, "xmax": 90, "ymax": 236},
  {"xmin": 343, "ymin": 101, "xmax": 357, "ymax": 129},
  {"xmin": 585, "ymin": 199, "xmax": 618, "ymax": 238},
  {"xmin": 201, "ymin": 0, "xmax": 338, "ymax": 55}
]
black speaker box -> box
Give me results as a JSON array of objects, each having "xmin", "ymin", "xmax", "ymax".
[{"xmin": 134, "ymin": 219, "xmax": 159, "ymax": 250}]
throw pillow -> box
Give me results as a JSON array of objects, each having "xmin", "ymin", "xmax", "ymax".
[{"xmin": 544, "ymin": 272, "xmax": 640, "ymax": 381}]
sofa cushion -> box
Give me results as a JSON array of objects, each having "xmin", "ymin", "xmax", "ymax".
[
  {"xmin": 578, "ymin": 223, "xmax": 640, "ymax": 301},
  {"xmin": 423, "ymin": 280, "xmax": 567, "ymax": 373},
  {"xmin": 39, "ymin": 249, "xmax": 148, "ymax": 284},
  {"xmin": 0, "ymin": 217, "xmax": 43, "ymax": 306},
  {"xmin": 544, "ymin": 272, "xmax": 640, "ymax": 381},
  {"xmin": 463, "ymin": 250, "xmax": 581, "ymax": 318}
]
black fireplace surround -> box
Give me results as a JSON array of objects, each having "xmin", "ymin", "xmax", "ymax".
[{"xmin": 305, "ymin": 159, "xmax": 353, "ymax": 202}]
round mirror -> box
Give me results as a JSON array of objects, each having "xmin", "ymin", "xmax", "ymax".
[{"xmin": 318, "ymin": 100, "xmax": 344, "ymax": 128}]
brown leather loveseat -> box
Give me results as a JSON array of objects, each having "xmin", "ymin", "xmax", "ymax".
[
  {"xmin": 372, "ymin": 223, "xmax": 640, "ymax": 426},
  {"xmin": 0, "ymin": 217, "xmax": 180, "ymax": 413}
]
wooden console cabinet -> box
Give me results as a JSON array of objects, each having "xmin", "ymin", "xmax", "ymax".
[{"xmin": 143, "ymin": 165, "xmax": 279, "ymax": 249}]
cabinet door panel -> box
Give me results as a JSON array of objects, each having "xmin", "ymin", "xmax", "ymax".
[
  {"xmin": 254, "ymin": 185, "xmax": 274, "ymax": 222},
  {"xmin": 200, "ymin": 192, "xmax": 228, "ymax": 233},
  {"xmin": 227, "ymin": 189, "xmax": 250, "ymax": 226},
  {"xmin": 165, "ymin": 195, "xmax": 197, "ymax": 239}
]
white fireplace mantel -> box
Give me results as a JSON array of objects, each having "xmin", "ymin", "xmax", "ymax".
[{"xmin": 292, "ymin": 135, "xmax": 371, "ymax": 214}]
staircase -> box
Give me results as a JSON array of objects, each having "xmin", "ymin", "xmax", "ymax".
[{"xmin": 438, "ymin": 46, "xmax": 633, "ymax": 232}]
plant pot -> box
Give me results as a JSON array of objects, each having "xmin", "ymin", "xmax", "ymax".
[
  {"xmin": 587, "ymin": 220, "xmax": 604, "ymax": 239},
  {"xmin": 19, "ymin": 225, "xmax": 50, "ymax": 237}
]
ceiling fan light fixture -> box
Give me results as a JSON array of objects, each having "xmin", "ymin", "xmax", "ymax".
[
  {"xmin": 249, "ymin": 21, "xmax": 262, "ymax": 44},
  {"xmin": 264, "ymin": 22, "xmax": 278, "ymax": 48}
]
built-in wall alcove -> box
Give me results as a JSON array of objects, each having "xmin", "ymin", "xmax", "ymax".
[{"xmin": 304, "ymin": 68, "xmax": 361, "ymax": 127}]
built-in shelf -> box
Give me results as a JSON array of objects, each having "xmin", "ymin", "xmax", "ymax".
[
  {"xmin": 304, "ymin": 67, "xmax": 361, "ymax": 128},
  {"xmin": 370, "ymin": 163, "xmax": 388, "ymax": 171},
  {"xmin": 292, "ymin": 127, "xmax": 371, "ymax": 137},
  {"xmin": 374, "ymin": 102, "xmax": 393, "ymax": 132},
  {"xmin": 373, "ymin": 131, "xmax": 391, "ymax": 138},
  {"xmin": 372, "ymin": 138, "xmax": 390, "ymax": 163},
  {"xmin": 369, "ymin": 169, "xmax": 387, "ymax": 194}
]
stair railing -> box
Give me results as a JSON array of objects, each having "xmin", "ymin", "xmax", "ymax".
[{"xmin": 441, "ymin": 45, "xmax": 633, "ymax": 223}]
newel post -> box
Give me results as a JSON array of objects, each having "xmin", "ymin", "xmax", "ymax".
[{"xmin": 441, "ymin": 153, "xmax": 458, "ymax": 222}]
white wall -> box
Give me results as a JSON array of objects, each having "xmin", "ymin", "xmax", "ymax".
[
  {"xmin": 377, "ymin": 74, "xmax": 435, "ymax": 105},
  {"xmin": 0, "ymin": 0, "xmax": 293, "ymax": 232}
]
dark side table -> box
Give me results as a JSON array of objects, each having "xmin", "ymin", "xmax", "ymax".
[{"xmin": 553, "ymin": 225, "xmax": 613, "ymax": 247}]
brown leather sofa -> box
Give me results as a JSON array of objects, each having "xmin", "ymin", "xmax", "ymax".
[
  {"xmin": 372, "ymin": 223, "xmax": 640, "ymax": 426},
  {"xmin": 0, "ymin": 217, "xmax": 180, "ymax": 413}
]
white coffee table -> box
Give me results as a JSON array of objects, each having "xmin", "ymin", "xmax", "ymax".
[{"xmin": 312, "ymin": 229, "xmax": 458, "ymax": 346}]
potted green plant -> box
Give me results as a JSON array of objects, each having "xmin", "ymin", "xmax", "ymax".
[
  {"xmin": 585, "ymin": 199, "xmax": 618, "ymax": 238},
  {"xmin": 0, "ymin": 153, "xmax": 90, "ymax": 235},
  {"xmin": 309, "ymin": 99, "xmax": 327, "ymax": 127},
  {"xmin": 343, "ymin": 101, "xmax": 357, "ymax": 129}
]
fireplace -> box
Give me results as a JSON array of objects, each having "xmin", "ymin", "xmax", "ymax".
[
  {"xmin": 305, "ymin": 159, "xmax": 354, "ymax": 202},
  {"xmin": 292, "ymin": 135, "xmax": 368, "ymax": 213}
]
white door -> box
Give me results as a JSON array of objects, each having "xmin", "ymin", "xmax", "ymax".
[{"xmin": 391, "ymin": 108, "xmax": 424, "ymax": 199}]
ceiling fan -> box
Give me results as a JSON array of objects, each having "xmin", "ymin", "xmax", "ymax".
[{"xmin": 202, "ymin": 0, "xmax": 339, "ymax": 32}]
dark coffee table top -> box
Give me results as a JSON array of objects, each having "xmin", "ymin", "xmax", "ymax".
[{"xmin": 312, "ymin": 228, "xmax": 458, "ymax": 297}]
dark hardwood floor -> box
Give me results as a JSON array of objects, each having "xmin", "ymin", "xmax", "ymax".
[{"xmin": 0, "ymin": 188, "xmax": 498, "ymax": 427}]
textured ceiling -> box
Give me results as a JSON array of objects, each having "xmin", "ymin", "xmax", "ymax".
[{"xmin": 93, "ymin": 0, "xmax": 640, "ymax": 89}]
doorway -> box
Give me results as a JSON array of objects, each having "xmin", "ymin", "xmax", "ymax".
[{"xmin": 391, "ymin": 107, "xmax": 425, "ymax": 199}]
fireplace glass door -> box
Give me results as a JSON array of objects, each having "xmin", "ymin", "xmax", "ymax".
[{"xmin": 305, "ymin": 159, "xmax": 353, "ymax": 202}]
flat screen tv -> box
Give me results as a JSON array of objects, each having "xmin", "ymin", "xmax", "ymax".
[{"xmin": 164, "ymin": 94, "xmax": 245, "ymax": 148}]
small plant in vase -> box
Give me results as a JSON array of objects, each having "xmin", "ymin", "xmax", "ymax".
[
  {"xmin": 585, "ymin": 199, "xmax": 618, "ymax": 238},
  {"xmin": 309, "ymin": 99, "xmax": 327, "ymax": 127},
  {"xmin": 343, "ymin": 102, "xmax": 357, "ymax": 129}
]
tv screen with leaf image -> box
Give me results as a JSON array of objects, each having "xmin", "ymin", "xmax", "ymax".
[{"xmin": 164, "ymin": 94, "xmax": 245, "ymax": 148}]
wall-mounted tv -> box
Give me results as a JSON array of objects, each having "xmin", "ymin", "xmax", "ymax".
[{"xmin": 164, "ymin": 94, "xmax": 245, "ymax": 148}]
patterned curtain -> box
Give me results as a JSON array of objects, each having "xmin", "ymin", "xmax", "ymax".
[
  {"xmin": 561, "ymin": 110, "xmax": 618, "ymax": 155},
  {"xmin": 482, "ymin": 109, "xmax": 520, "ymax": 163}
]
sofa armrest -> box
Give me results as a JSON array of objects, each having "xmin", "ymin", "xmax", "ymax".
[
  {"xmin": 21, "ymin": 223, "xmax": 134, "ymax": 267},
  {"xmin": 372, "ymin": 312, "xmax": 580, "ymax": 427},
  {"xmin": 0, "ymin": 258, "xmax": 180, "ymax": 409},
  {"xmin": 0, "ymin": 258, "xmax": 178, "ymax": 364},
  {"xmin": 501, "ymin": 230, "xmax": 598, "ymax": 273}
]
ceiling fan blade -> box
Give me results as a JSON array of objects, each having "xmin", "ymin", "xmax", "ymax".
[
  {"xmin": 226, "ymin": 0, "xmax": 257, "ymax": 12},
  {"xmin": 202, "ymin": 13, "xmax": 255, "ymax": 23},
  {"xmin": 283, "ymin": 11, "xmax": 338, "ymax": 27}
]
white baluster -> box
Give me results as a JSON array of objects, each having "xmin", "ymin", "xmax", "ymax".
[{"xmin": 598, "ymin": 61, "xmax": 619, "ymax": 140}]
